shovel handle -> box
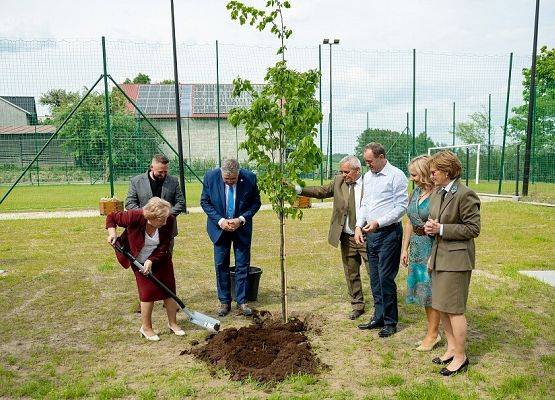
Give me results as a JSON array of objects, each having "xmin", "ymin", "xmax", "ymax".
[{"xmin": 111, "ymin": 242, "xmax": 189, "ymax": 313}]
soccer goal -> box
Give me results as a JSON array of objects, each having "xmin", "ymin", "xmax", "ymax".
[{"xmin": 427, "ymin": 144, "xmax": 481, "ymax": 184}]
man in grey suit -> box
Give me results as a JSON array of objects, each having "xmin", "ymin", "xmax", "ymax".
[
  {"xmin": 126, "ymin": 154, "xmax": 186, "ymax": 235},
  {"xmin": 296, "ymin": 155, "xmax": 369, "ymax": 320}
]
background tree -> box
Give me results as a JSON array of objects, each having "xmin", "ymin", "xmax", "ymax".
[
  {"xmin": 159, "ymin": 79, "xmax": 175, "ymax": 84},
  {"xmin": 509, "ymin": 46, "xmax": 555, "ymax": 152},
  {"xmin": 456, "ymin": 110, "xmax": 489, "ymax": 145},
  {"xmin": 355, "ymin": 128, "xmax": 435, "ymax": 167},
  {"xmin": 47, "ymin": 88, "xmax": 160, "ymax": 177},
  {"xmin": 226, "ymin": 0, "xmax": 322, "ymax": 321},
  {"xmin": 123, "ymin": 73, "xmax": 151, "ymax": 84},
  {"xmin": 39, "ymin": 89, "xmax": 80, "ymax": 111}
]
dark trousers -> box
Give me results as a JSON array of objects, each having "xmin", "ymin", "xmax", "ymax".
[
  {"xmin": 340, "ymin": 232, "xmax": 369, "ymax": 311},
  {"xmin": 214, "ymin": 231, "xmax": 251, "ymax": 305},
  {"xmin": 365, "ymin": 222, "xmax": 402, "ymax": 326}
]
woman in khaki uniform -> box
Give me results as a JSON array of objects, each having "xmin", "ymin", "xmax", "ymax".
[{"xmin": 424, "ymin": 151, "xmax": 480, "ymax": 376}]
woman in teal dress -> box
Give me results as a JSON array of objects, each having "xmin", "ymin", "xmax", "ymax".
[{"xmin": 401, "ymin": 155, "xmax": 441, "ymax": 351}]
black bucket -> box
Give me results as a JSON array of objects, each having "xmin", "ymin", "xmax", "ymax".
[{"xmin": 229, "ymin": 266, "xmax": 262, "ymax": 302}]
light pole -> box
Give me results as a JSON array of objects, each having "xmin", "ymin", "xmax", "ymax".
[{"xmin": 323, "ymin": 38, "xmax": 339, "ymax": 179}]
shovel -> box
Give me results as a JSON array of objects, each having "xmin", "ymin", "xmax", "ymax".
[{"xmin": 112, "ymin": 242, "xmax": 220, "ymax": 333}]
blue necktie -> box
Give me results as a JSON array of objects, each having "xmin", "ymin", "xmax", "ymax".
[{"xmin": 226, "ymin": 185, "xmax": 235, "ymax": 218}]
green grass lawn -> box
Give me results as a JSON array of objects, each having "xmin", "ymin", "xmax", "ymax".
[
  {"xmin": 0, "ymin": 202, "xmax": 554, "ymax": 399},
  {"xmin": 1, "ymin": 179, "xmax": 554, "ymax": 212}
]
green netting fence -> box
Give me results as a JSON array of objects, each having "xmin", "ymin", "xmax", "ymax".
[{"xmin": 0, "ymin": 38, "xmax": 553, "ymax": 209}]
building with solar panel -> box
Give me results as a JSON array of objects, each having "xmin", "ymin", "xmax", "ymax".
[{"xmin": 121, "ymin": 83, "xmax": 260, "ymax": 162}]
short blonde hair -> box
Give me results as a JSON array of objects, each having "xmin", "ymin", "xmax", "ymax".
[
  {"xmin": 429, "ymin": 150, "xmax": 462, "ymax": 179},
  {"xmin": 408, "ymin": 155, "xmax": 434, "ymax": 190},
  {"xmin": 143, "ymin": 197, "xmax": 171, "ymax": 221}
]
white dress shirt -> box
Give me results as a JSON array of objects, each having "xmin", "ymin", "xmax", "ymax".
[
  {"xmin": 344, "ymin": 176, "xmax": 363, "ymax": 235},
  {"xmin": 356, "ymin": 161, "xmax": 409, "ymax": 228},
  {"xmin": 218, "ymin": 183, "xmax": 246, "ymax": 228},
  {"xmin": 136, "ymin": 229, "xmax": 160, "ymax": 264}
]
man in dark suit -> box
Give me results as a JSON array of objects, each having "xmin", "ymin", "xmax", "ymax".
[
  {"xmin": 200, "ymin": 159, "xmax": 261, "ymax": 317},
  {"xmin": 296, "ymin": 155, "xmax": 369, "ymax": 320}
]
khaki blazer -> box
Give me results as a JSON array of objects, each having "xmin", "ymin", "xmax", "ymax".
[
  {"xmin": 301, "ymin": 174, "xmax": 361, "ymax": 248},
  {"xmin": 428, "ymin": 179, "xmax": 481, "ymax": 272}
]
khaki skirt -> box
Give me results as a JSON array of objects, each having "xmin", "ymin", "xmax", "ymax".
[{"xmin": 431, "ymin": 269, "xmax": 472, "ymax": 314}]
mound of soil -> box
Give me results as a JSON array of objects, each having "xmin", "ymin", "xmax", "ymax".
[{"xmin": 186, "ymin": 315, "xmax": 321, "ymax": 382}]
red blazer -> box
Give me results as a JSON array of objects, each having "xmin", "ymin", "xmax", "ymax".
[{"xmin": 106, "ymin": 210, "xmax": 175, "ymax": 269}]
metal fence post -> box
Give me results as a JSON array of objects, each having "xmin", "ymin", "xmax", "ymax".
[
  {"xmin": 34, "ymin": 128, "xmax": 40, "ymax": 186},
  {"xmin": 452, "ymin": 102, "xmax": 456, "ymax": 146},
  {"xmin": 328, "ymin": 44, "xmax": 333, "ymax": 179},
  {"xmin": 319, "ymin": 44, "xmax": 323, "ymax": 185},
  {"xmin": 515, "ymin": 144, "xmax": 520, "ymax": 197},
  {"xmin": 169, "ymin": 0, "xmax": 187, "ymax": 211},
  {"xmin": 101, "ymin": 36, "xmax": 115, "ymax": 197},
  {"xmin": 366, "ymin": 111, "xmax": 369, "ymax": 131},
  {"xmin": 187, "ymin": 117, "xmax": 191, "ymax": 163},
  {"xmin": 406, "ymin": 112, "xmax": 410, "ymax": 159},
  {"xmin": 424, "ymin": 108, "xmax": 427, "ymax": 136},
  {"xmin": 498, "ymin": 52, "xmax": 513, "ymax": 195},
  {"xmin": 412, "ymin": 49, "xmax": 416, "ymax": 156},
  {"xmin": 466, "ymin": 147, "xmax": 469, "ymax": 187},
  {"xmin": 487, "ymin": 93, "xmax": 491, "ymax": 181}
]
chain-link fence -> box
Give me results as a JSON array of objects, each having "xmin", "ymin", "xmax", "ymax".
[{"xmin": 0, "ymin": 38, "xmax": 553, "ymax": 208}]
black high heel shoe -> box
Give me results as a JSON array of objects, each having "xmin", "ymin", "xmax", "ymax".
[
  {"xmin": 432, "ymin": 356, "xmax": 454, "ymax": 365},
  {"xmin": 440, "ymin": 358, "xmax": 469, "ymax": 376}
]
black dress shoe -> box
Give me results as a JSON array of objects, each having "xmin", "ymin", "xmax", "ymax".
[
  {"xmin": 349, "ymin": 309, "xmax": 365, "ymax": 320},
  {"xmin": 440, "ymin": 358, "xmax": 469, "ymax": 376},
  {"xmin": 378, "ymin": 325, "xmax": 397, "ymax": 337},
  {"xmin": 217, "ymin": 303, "xmax": 231, "ymax": 317},
  {"xmin": 358, "ymin": 320, "xmax": 384, "ymax": 330},
  {"xmin": 432, "ymin": 356, "xmax": 454, "ymax": 365}
]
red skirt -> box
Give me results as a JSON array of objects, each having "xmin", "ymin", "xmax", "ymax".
[{"xmin": 133, "ymin": 260, "xmax": 176, "ymax": 302}]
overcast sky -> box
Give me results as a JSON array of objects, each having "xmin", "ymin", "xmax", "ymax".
[
  {"xmin": 2, "ymin": 0, "xmax": 554, "ymax": 54},
  {"xmin": 2, "ymin": 1, "xmax": 554, "ymax": 152}
]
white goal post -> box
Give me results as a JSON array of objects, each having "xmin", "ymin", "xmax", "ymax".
[{"xmin": 427, "ymin": 144, "xmax": 481, "ymax": 185}]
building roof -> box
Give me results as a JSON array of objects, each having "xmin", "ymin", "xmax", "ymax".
[
  {"xmin": 0, "ymin": 96, "xmax": 37, "ymax": 117},
  {"xmin": 120, "ymin": 83, "xmax": 261, "ymax": 119},
  {"xmin": 0, "ymin": 125, "xmax": 55, "ymax": 135}
]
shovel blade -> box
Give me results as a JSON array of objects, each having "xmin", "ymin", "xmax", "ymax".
[{"xmin": 188, "ymin": 311, "xmax": 221, "ymax": 333}]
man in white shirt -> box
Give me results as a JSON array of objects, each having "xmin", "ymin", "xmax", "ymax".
[
  {"xmin": 355, "ymin": 143, "xmax": 408, "ymax": 337},
  {"xmin": 296, "ymin": 155, "xmax": 369, "ymax": 320}
]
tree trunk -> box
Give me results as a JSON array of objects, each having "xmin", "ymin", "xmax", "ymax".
[{"xmin": 279, "ymin": 205, "xmax": 287, "ymax": 322}]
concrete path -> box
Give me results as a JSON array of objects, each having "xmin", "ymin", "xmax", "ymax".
[
  {"xmin": 0, "ymin": 201, "xmax": 335, "ymax": 221},
  {"xmin": 519, "ymin": 271, "xmax": 555, "ymax": 287},
  {"xmin": 0, "ymin": 194, "xmax": 545, "ymax": 221}
]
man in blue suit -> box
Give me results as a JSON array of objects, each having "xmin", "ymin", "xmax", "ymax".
[{"xmin": 200, "ymin": 159, "xmax": 261, "ymax": 317}]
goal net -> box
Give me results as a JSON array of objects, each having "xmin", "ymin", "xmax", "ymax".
[{"xmin": 428, "ymin": 144, "xmax": 481, "ymax": 185}]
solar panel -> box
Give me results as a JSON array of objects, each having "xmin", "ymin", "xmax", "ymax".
[
  {"xmin": 136, "ymin": 84, "xmax": 192, "ymax": 117},
  {"xmin": 192, "ymin": 83, "xmax": 262, "ymax": 115}
]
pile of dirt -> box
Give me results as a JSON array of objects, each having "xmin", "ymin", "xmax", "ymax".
[{"xmin": 185, "ymin": 314, "xmax": 322, "ymax": 382}]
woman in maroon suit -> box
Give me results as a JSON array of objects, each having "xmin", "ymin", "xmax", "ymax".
[{"xmin": 106, "ymin": 197, "xmax": 184, "ymax": 341}]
